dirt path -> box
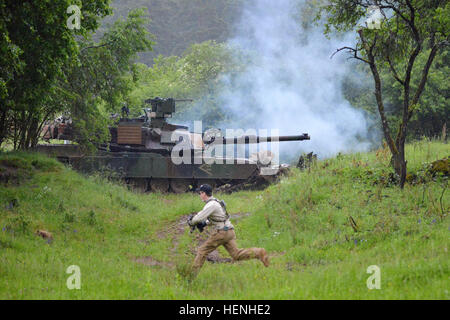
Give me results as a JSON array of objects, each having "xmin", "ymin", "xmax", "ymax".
[{"xmin": 132, "ymin": 212, "xmax": 252, "ymax": 267}]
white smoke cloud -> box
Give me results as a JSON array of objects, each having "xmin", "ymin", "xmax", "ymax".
[{"xmin": 217, "ymin": 0, "xmax": 373, "ymax": 160}]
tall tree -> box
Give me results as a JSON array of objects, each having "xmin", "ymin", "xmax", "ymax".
[
  {"xmin": 320, "ymin": 0, "xmax": 449, "ymax": 188},
  {"xmin": 56, "ymin": 8, "xmax": 154, "ymax": 149},
  {"xmin": 0, "ymin": 0, "xmax": 112, "ymax": 149}
]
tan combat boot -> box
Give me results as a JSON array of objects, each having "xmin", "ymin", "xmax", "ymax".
[{"xmin": 258, "ymin": 248, "xmax": 270, "ymax": 267}]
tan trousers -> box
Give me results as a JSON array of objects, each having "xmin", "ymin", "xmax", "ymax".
[{"xmin": 192, "ymin": 229, "xmax": 263, "ymax": 274}]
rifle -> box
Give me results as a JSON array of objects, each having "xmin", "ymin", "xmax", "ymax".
[
  {"xmin": 188, "ymin": 214, "xmax": 208, "ymax": 233},
  {"xmin": 164, "ymin": 214, "xmax": 208, "ymax": 234}
]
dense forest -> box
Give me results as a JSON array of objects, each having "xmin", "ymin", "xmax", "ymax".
[
  {"xmin": 0, "ymin": 0, "xmax": 448, "ymax": 176},
  {"xmin": 97, "ymin": 0, "xmax": 244, "ymax": 64}
]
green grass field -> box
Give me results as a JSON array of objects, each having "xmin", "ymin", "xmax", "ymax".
[{"xmin": 0, "ymin": 140, "xmax": 448, "ymax": 299}]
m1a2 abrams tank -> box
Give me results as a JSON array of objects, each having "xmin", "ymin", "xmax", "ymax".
[{"xmin": 36, "ymin": 98, "xmax": 310, "ymax": 193}]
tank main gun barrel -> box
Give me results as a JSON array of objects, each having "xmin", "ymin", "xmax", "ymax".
[
  {"xmin": 205, "ymin": 133, "xmax": 310, "ymax": 145},
  {"xmin": 173, "ymin": 99, "xmax": 194, "ymax": 102}
]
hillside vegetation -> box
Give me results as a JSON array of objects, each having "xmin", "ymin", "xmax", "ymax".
[
  {"xmin": 98, "ymin": 0, "xmax": 243, "ymax": 64},
  {"xmin": 0, "ymin": 140, "xmax": 448, "ymax": 299}
]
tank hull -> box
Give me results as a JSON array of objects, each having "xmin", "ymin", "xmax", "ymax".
[{"xmin": 34, "ymin": 144, "xmax": 261, "ymax": 192}]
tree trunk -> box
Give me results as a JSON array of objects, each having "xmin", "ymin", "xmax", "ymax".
[
  {"xmin": 28, "ymin": 117, "xmax": 42, "ymax": 148},
  {"xmin": 0, "ymin": 108, "xmax": 7, "ymax": 147},
  {"xmin": 391, "ymin": 145, "xmax": 407, "ymax": 189},
  {"xmin": 17, "ymin": 110, "xmax": 28, "ymax": 150},
  {"xmin": 24, "ymin": 117, "xmax": 39, "ymax": 149},
  {"xmin": 442, "ymin": 123, "xmax": 447, "ymax": 142}
]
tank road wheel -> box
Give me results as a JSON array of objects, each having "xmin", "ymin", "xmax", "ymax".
[
  {"xmin": 128, "ymin": 178, "xmax": 148, "ymax": 193},
  {"xmin": 151, "ymin": 178, "xmax": 169, "ymax": 193},
  {"xmin": 170, "ymin": 179, "xmax": 192, "ymax": 194}
]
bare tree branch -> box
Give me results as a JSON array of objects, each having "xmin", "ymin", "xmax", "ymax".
[
  {"xmin": 379, "ymin": 3, "xmax": 418, "ymax": 40},
  {"xmin": 358, "ymin": 28, "xmax": 398, "ymax": 155},
  {"xmin": 409, "ymin": 43, "xmax": 439, "ymax": 120},
  {"xmin": 330, "ymin": 46, "xmax": 371, "ymax": 64},
  {"xmin": 386, "ymin": 55, "xmax": 405, "ymax": 85}
]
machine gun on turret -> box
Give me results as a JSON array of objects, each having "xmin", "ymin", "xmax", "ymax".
[{"xmin": 143, "ymin": 97, "xmax": 193, "ymax": 124}]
